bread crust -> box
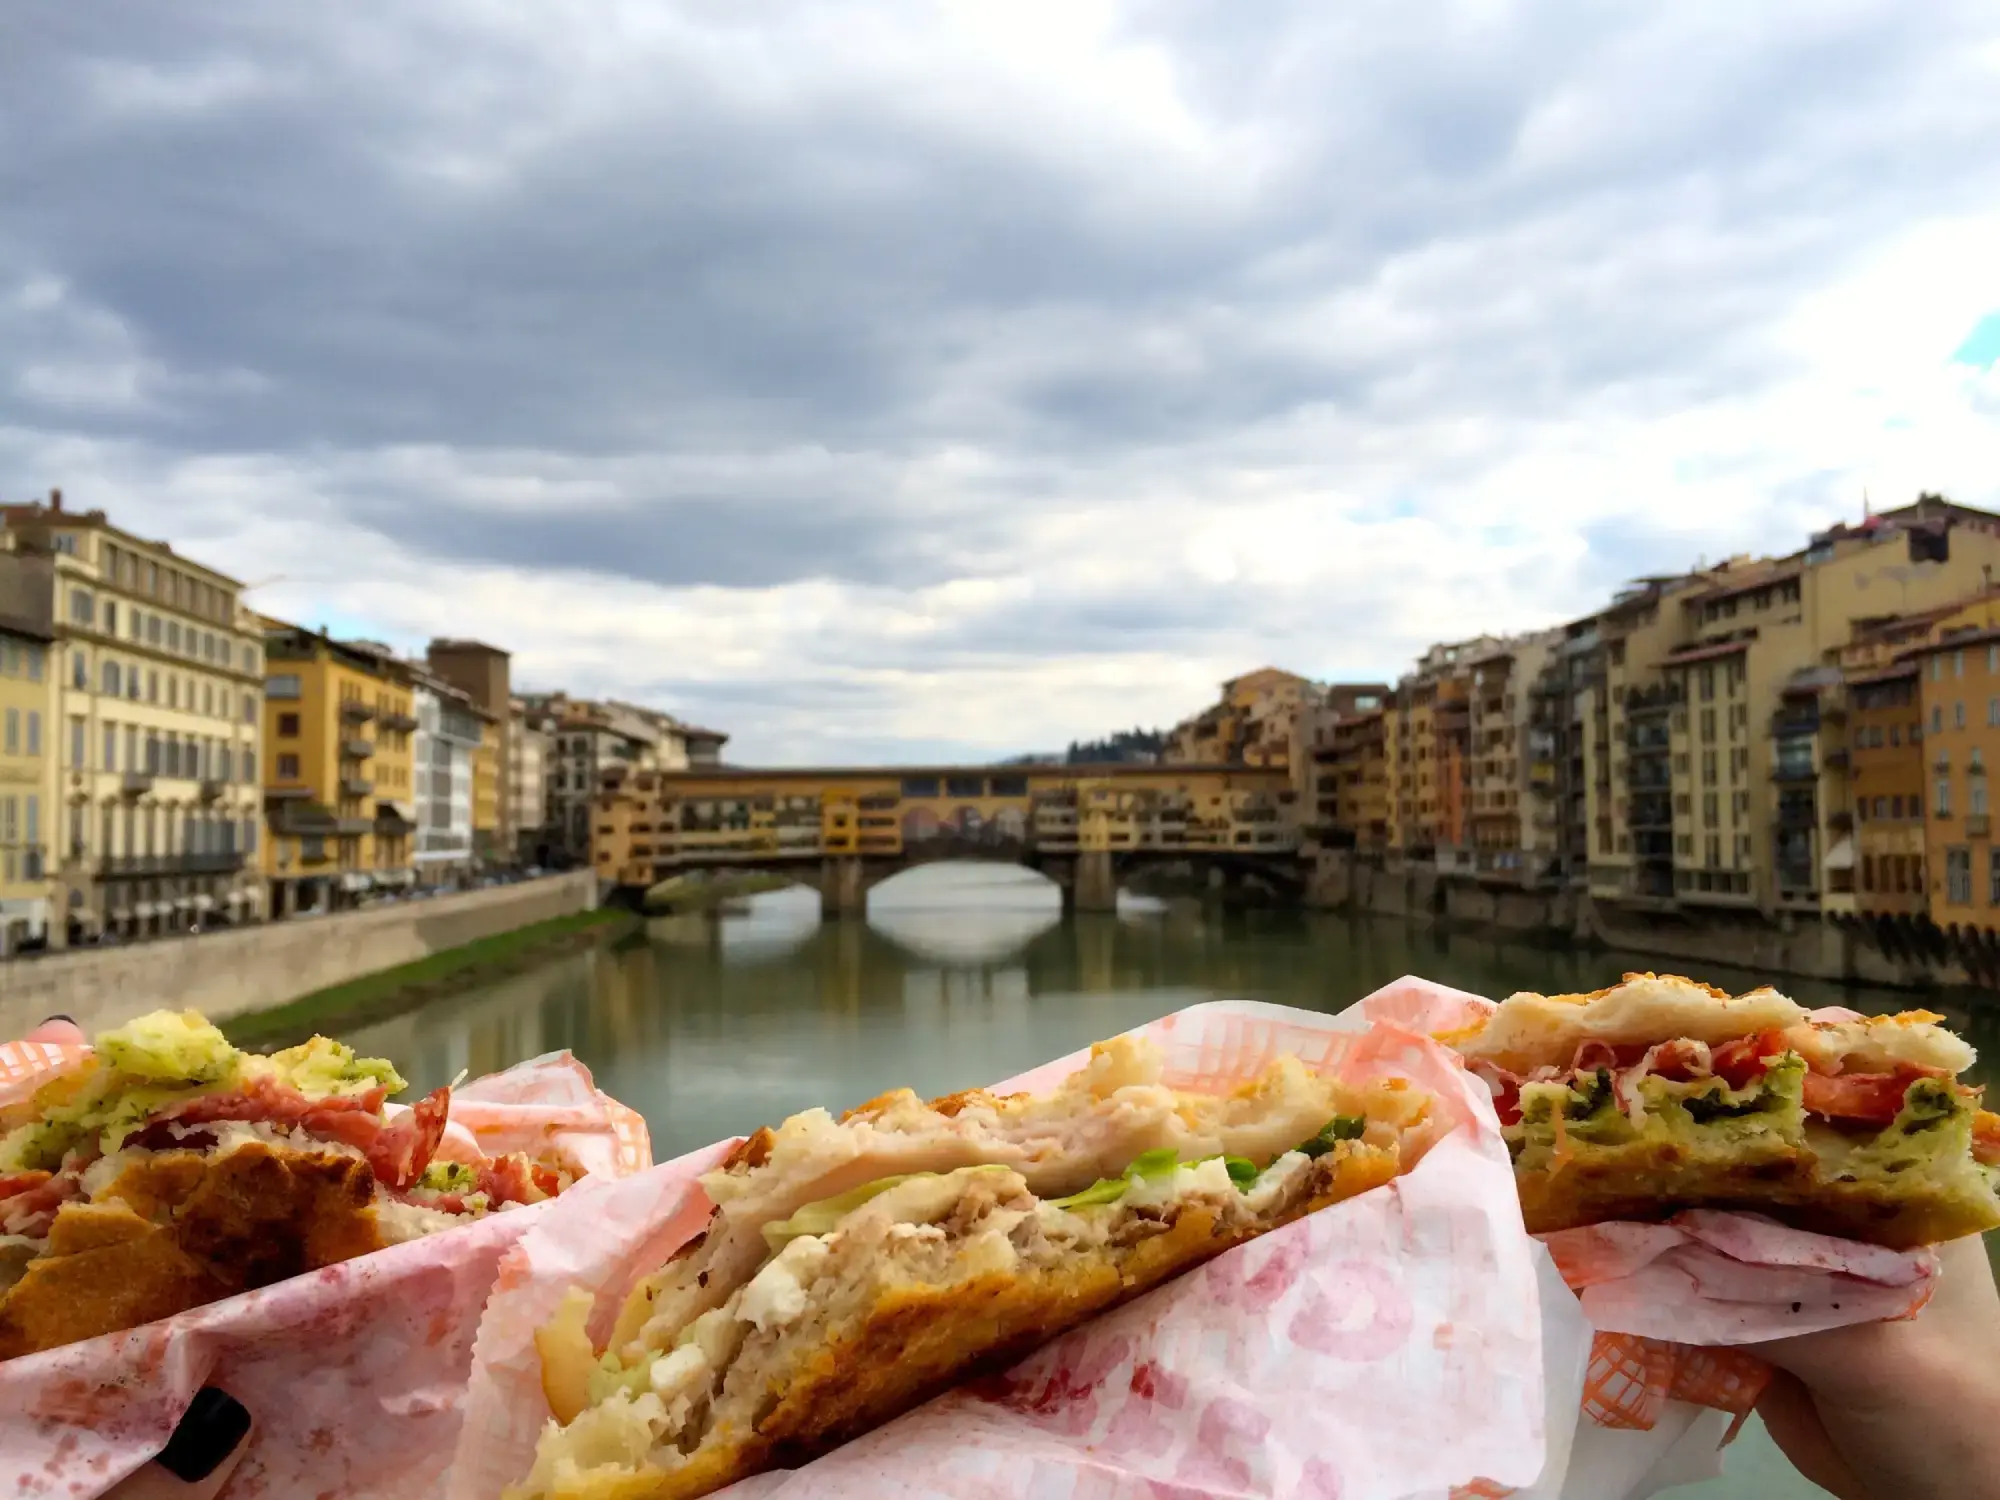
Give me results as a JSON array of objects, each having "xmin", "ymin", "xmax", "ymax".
[
  {"xmin": 515, "ymin": 1144, "xmax": 1402, "ymax": 1500},
  {"xmin": 0, "ymin": 1141, "xmax": 392, "ymax": 1359},
  {"xmin": 1516, "ymin": 1135, "xmax": 2000, "ymax": 1249}
]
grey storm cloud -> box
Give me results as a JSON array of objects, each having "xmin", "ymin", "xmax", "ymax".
[{"xmin": 6, "ymin": 2, "xmax": 2000, "ymax": 757}]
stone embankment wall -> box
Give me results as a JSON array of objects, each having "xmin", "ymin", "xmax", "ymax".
[
  {"xmin": 0, "ymin": 871, "xmax": 598, "ymax": 1037},
  {"xmin": 1307, "ymin": 850, "xmax": 1977, "ymax": 991}
]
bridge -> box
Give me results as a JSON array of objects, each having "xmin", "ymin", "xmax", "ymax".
[{"xmin": 590, "ymin": 762, "xmax": 1306, "ymax": 918}]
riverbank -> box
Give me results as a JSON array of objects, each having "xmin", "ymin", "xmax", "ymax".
[
  {"xmin": 643, "ymin": 871, "xmax": 795, "ymax": 913},
  {"xmin": 221, "ymin": 907, "xmax": 641, "ymax": 1049},
  {"xmin": 1316, "ymin": 852, "xmax": 1994, "ymax": 994}
]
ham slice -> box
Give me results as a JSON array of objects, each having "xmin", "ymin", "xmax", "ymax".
[{"xmin": 139, "ymin": 1077, "xmax": 450, "ymax": 1190}]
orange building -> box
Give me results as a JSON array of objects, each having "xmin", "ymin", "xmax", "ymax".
[
  {"xmin": 1845, "ymin": 660, "xmax": 1926, "ymax": 915},
  {"xmin": 1911, "ymin": 626, "xmax": 2000, "ymax": 929}
]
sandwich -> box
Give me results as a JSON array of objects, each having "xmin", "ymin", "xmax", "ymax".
[
  {"xmin": 1445, "ymin": 972, "xmax": 2000, "ymax": 1247},
  {"xmin": 0, "ymin": 1008, "xmax": 577, "ymax": 1359},
  {"xmin": 512, "ymin": 1035, "xmax": 1435, "ymax": 1500}
]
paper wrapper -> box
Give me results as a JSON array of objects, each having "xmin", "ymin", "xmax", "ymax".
[
  {"xmin": 1358, "ymin": 975, "xmax": 1943, "ymax": 1486},
  {"xmin": 451, "ymin": 999, "xmax": 1585, "ymax": 1500},
  {"xmin": 0, "ymin": 1042, "xmax": 652, "ymax": 1500}
]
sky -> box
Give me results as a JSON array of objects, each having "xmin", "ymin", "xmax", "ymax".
[{"xmin": 5, "ymin": 3, "xmax": 1999, "ymax": 765}]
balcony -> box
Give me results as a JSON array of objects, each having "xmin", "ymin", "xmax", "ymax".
[
  {"xmin": 1969, "ymin": 814, "xmax": 1992, "ymax": 839},
  {"xmin": 379, "ymin": 710, "xmax": 419, "ymax": 733},
  {"xmin": 333, "ymin": 817, "xmax": 374, "ymax": 837},
  {"xmin": 341, "ymin": 738, "xmax": 375, "ymax": 760},
  {"xmin": 98, "ymin": 851, "xmax": 247, "ymax": 879},
  {"xmin": 339, "ymin": 775, "xmax": 373, "ymax": 798},
  {"xmin": 198, "ymin": 779, "xmax": 225, "ymax": 802},
  {"xmin": 119, "ymin": 771, "xmax": 154, "ymax": 797},
  {"xmin": 1771, "ymin": 710, "xmax": 1820, "ymax": 736},
  {"xmin": 1820, "ymin": 748, "xmax": 1850, "ymax": 771},
  {"xmin": 339, "ymin": 701, "xmax": 375, "ymax": 724},
  {"xmin": 1771, "ymin": 760, "xmax": 1818, "ymax": 784}
]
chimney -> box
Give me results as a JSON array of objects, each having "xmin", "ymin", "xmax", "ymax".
[{"xmin": 49, "ymin": 488, "xmax": 62, "ymax": 513}]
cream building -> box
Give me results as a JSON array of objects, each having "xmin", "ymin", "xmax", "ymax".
[
  {"xmin": 0, "ymin": 494, "xmax": 264, "ymax": 941},
  {"xmin": 0, "ymin": 556, "xmax": 55, "ymax": 952},
  {"xmin": 508, "ymin": 697, "xmax": 552, "ymax": 862}
]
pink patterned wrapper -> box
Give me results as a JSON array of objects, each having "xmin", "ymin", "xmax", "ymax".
[
  {"xmin": 0, "ymin": 1044, "xmax": 652, "ymax": 1500},
  {"xmin": 450, "ymin": 999, "xmax": 1566, "ymax": 1500}
]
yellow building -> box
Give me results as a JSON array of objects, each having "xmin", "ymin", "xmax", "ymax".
[
  {"xmin": 0, "ymin": 558, "xmax": 55, "ymax": 952},
  {"xmin": 1, "ymin": 494, "xmax": 266, "ymax": 942},
  {"xmin": 472, "ymin": 709, "xmax": 503, "ymax": 861},
  {"xmin": 261, "ymin": 625, "xmax": 418, "ymax": 917}
]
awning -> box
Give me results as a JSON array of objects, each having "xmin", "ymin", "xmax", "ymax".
[
  {"xmin": 1823, "ymin": 836, "xmax": 1856, "ymax": 872},
  {"xmin": 225, "ymin": 891, "xmax": 246, "ymax": 904},
  {"xmin": 193, "ymin": 894, "xmax": 216, "ymax": 911}
]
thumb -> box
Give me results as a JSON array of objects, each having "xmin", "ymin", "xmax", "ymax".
[{"xmin": 1756, "ymin": 1370, "xmax": 1872, "ymax": 1500}]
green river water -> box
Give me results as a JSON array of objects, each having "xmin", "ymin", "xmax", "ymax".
[{"xmin": 348, "ymin": 863, "xmax": 2000, "ymax": 1499}]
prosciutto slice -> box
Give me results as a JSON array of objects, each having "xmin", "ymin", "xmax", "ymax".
[{"xmin": 138, "ymin": 1077, "xmax": 451, "ymax": 1190}]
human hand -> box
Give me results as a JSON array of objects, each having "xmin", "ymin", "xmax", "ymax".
[
  {"xmin": 1752, "ymin": 1233, "xmax": 2000, "ymax": 1500},
  {"xmin": 22, "ymin": 1014, "xmax": 83, "ymax": 1046}
]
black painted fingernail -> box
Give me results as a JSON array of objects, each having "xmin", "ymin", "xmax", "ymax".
[
  {"xmin": 40, "ymin": 1014, "xmax": 74, "ymax": 1027},
  {"xmin": 156, "ymin": 1388, "xmax": 250, "ymax": 1482}
]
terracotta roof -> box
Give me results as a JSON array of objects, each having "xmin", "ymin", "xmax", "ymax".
[
  {"xmin": 1905, "ymin": 624, "xmax": 2000, "ymax": 657},
  {"xmin": 1843, "ymin": 662, "xmax": 1919, "ymax": 687},
  {"xmin": 1685, "ymin": 564, "xmax": 1802, "ymax": 606},
  {"xmin": 1662, "ymin": 638, "xmax": 1752, "ymax": 667}
]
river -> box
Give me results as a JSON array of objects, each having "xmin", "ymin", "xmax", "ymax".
[{"xmin": 349, "ymin": 863, "xmax": 2000, "ymax": 1500}]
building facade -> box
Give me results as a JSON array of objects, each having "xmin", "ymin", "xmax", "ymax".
[
  {"xmin": 508, "ymin": 697, "xmax": 553, "ymax": 863},
  {"xmin": 412, "ymin": 673, "xmax": 481, "ymax": 886},
  {"xmin": 261, "ymin": 628, "xmax": 417, "ymax": 917},
  {"xmin": 0, "ymin": 558, "xmax": 54, "ymax": 952},
  {"xmin": 425, "ymin": 639, "xmax": 512, "ymax": 858},
  {"xmin": 1, "ymin": 496, "xmax": 265, "ymax": 942}
]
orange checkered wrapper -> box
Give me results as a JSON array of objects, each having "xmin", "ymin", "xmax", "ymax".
[
  {"xmin": 1358, "ymin": 977, "xmax": 1942, "ymax": 1441},
  {"xmin": 448, "ymin": 1000, "xmax": 1585, "ymax": 1500},
  {"xmin": 0, "ymin": 1044, "xmax": 651, "ymax": 1500}
]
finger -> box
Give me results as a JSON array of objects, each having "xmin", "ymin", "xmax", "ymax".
[
  {"xmin": 1755, "ymin": 1370, "xmax": 1872, "ymax": 1500},
  {"xmin": 102, "ymin": 1389, "xmax": 253, "ymax": 1500},
  {"xmin": 22, "ymin": 1015, "xmax": 84, "ymax": 1046}
]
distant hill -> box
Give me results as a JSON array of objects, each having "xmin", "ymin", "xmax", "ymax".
[{"xmin": 1064, "ymin": 728, "xmax": 1169, "ymax": 764}]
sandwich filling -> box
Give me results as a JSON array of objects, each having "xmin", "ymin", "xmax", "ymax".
[
  {"xmin": 525, "ymin": 1119, "xmax": 1389, "ymax": 1495},
  {"xmin": 1456, "ymin": 976, "xmax": 2000, "ymax": 1209},
  {"xmin": 0, "ymin": 1011, "xmax": 570, "ymax": 1297}
]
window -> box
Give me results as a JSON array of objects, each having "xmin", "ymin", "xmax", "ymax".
[
  {"xmin": 102, "ymin": 660, "xmax": 120, "ymax": 696},
  {"xmin": 1990, "ymin": 644, "xmax": 1999, "ymax": 675},
  {"xmin": 1862, "ymin": 853, "xmax": 1874, "ymax": 891},
  {"xmin": 278, "ymin": 712, "xmax": 299, "ymax": 738},
  {"xmin": 1990, "ymin": 698, "xmax": 1999, "ymax": 728},
  {"xmin": 1955, "ymin": 650, "xmax": 1966, "ymax": 678},
  {"xmin": 1890, "ymin": 723, "xmax": 1902, "ymax": 746},
  {"xmin": 202, "ymin": 683, "xmax": 213, "ymax": 716},
  {"xmin": 1975, "ymin": 781, "xmax": 1990, "ymax": 817},
  {"xmin": 145, "ymin": 733, "xmax": 160, "ymax": 773},
  {"xmin": 1932, "ymin": 657, "xmax": 1944, "ymax": 682},
  {"xmin": 146, "ymin": 669, "xmax": 158, "ymax": 703},
  {"xmin": 124, "ymin": 725, "xmax": 136, "ymax": 770},
  {"xmin": 167, "ymin": 621, "xmax": 181, "ymax": 651},
  {"xmin": 71, "ymin": 651, "xmax": 85, "ymax": 689},
  {"xmin": 1735, "ymin": 789, "xmax": 1750, "ymax": 814},
  {"xmin": 243, "ymin": 692, "xmax": 257, "ymax": 724},
  {"xmin": 167, "ymin": 676, "xmax": 178, "ymax": 709},
  {"xmin": 1937, "ymin": 777, "xmax": 1952, "ymax": 816},
  {"xmin": 69, "ymin": 717, "xmax": 85, "ymax": 771},
  {"xmin": 277, "ymin": 753, "xmax": 300, "ymax": 780},
  {"xmin": 1956, "ymin": 701, "xmax": 1967, "ymax": 729},
  {"xmin": 1991, "ymin": 849, "xmax": 2000, "ymax": 905},
  {"xmin": 244, "ymin": 748, "xmax": 256, "ymax": 782},
  {"xmin": 945, "ymin": 776, "xmax": 985, "ymax": 798},
  {"xmin": 1948, "ymin": 847, "xmax": 1973, "ymax": 905},
  {"xmin": 900, "ymin": 776, "xmax": 941, "ymax": 797},
  {"xmin": 1977, "ymin": 748, "xmax": 1987, "ymax": 771},
  {"xmin": 104, "ymin": 602, "xmax": 118, "ymax": 636},
  {"xmin": 146, "ymin": 561, "xmax": 158, "ymax": 595},
  {"xmin": 69, "ymin": 588, "xmax": 94, "ymax": 625},
  {"xmin": 102, "ymin": 723, "xmax": 116, "ymax": 771},
  {"xmin": 147, "ymin": 614, "xmax": 162, "ymax": 645},
  {"xmin": 1857, "ymin": 799, "xmax": 1869, "ymax": 823},
  {"xmin": 267, "ymin": 673, "xmax": 301, "ymax": 700},
  {"xmin": 23, "ymin": 794, "xmax": 36, "ymax": 846},
  {"xmin": 1933, "ymin": 706, "xmax": 1944, "ymax": 734},
  {"xmin": 242, "ymin": 644, "xmax": 258, "ymax": 674},
  {"xmin": 25, "ymin": 713, "xmax": 38, "ymax": 756},
  {"xmin": 1703, "ymin": 791, "xmax": 1718, "ymax": 824},
  {"xmin": 2, "ymin": 709, "xmax": 15, "ymax": 755}
]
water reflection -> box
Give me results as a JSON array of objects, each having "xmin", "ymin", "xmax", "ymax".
[{"xmin": 345, "ymin": 862, "xmax": 2000, "ymax": 1165}]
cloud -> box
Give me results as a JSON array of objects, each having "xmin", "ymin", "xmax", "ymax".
[{"xmin": 6, "ymin": 1, "xmax": 2000, "ymax": 762}]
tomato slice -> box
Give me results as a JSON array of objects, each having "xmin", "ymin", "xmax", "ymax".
[
  {"xmin": 1712, "ymin": 1030, "xmax": 1791, "ymax": 1090},
  {"xmin": 1800, "ymin": 1070, "xmax": 1917, "ymax": 1124},
  {"xmin": 0, "ymin": 1170, "xmax": 52, "ymax": 1202},
  {"xmin": 1972, "ymin": 1111, "xmax": 2000, "ymax": 1167}
]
